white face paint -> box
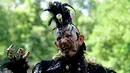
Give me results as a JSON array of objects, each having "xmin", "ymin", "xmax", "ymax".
[{"xmin": 55, "ymin": 24, "xmax": 81, "ymax": 57}]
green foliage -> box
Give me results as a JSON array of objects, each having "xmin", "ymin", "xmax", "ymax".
[
  {"xmin": 0, "ymin": 0, "xmax": 57, "ymax": 62},
  {"xmin": 0, "ymin": 0, "xmax": 129, "ymax": 73},
  {"xmin": 86, "ymin": 0, "xmax": 130, "ymax": 73}
]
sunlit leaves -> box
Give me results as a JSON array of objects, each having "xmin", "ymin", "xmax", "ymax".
[{"xmin": 86, "ymin": 0, "xmax": 130, "ymax": 73}]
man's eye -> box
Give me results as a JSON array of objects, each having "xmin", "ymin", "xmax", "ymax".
[
  {"xmin": 66, "ymin": 35, "xmax": 72, "ymax": 38},
  {"xmin": 57, "ymin": 37, "xmax": 61, "ymax": 41}
]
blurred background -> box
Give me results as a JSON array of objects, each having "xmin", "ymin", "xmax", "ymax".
[{"xmin": 0, "ymin": 0, "xmax": 130, "ymax": 73}]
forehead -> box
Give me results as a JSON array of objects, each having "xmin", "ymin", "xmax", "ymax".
[{"xmin": 56, "ymin": 25, "xmax": 77, "ymax": 36}]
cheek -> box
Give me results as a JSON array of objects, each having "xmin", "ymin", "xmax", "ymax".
[
  {"xmin": 73, "ymin": 35, "xmax": 80, "ymax": 48},
  {"xmin": 57, "ymin": 42, "xmax": 60, "ymax": 47},
  {"xmin": 71, "ymin": 35, "xmax": 78, "ymax": 43},
  {"xmin": 71, "ymin": 37, "xmax": 79, "ymax": 48},
  {"xmin": 55, "ymin": 41, "xmax": 60, "ymax": 47},
  {"xmin": 72, "ymin": 32, "xmax": 78, "ymax": 40}
]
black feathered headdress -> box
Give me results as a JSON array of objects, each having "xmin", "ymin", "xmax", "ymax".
[{"xmin": 44, "ymin": 1, "xmax": 76, "ymax": 28}]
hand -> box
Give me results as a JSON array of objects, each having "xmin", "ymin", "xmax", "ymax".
[{"xmin": 1, "ymin": 44, "xmax": 30, "ymax": 73}]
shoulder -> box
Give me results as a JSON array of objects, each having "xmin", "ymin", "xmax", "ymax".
[
  {"xmin": 87, "ymin": 63, "xmax": 116, "ymax": 73},
  {"xmin": 32, "ymin": 59, "xmax": 54, "ymax": 73},
  {"xmin": 86, "ymin": 57, "xmax": 116, "ymax": 73}
]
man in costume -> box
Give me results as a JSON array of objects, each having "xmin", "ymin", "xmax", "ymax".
[{"xmin": 1, "ymin": 1, "xmax": 116, "ymax": 73}]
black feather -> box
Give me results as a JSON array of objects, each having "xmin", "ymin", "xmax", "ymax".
[
  {"xmin": 48, "ymin": 17, "xmax": 54, "ymax": 26},
  {"xmin": 62, "ymin": 3, "xmax": 76, "ymax": 12},
  {"xmin": 44, "ymin": 1, "xmax": 76, "ymax": 28}
]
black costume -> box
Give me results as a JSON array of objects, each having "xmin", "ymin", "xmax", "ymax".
[
  {"xmin": 33, "ymin": 43, "xmax": 116, "ymax": 73},
  {"xmin": 1, "ymin": 1, "xmax": 116, "ymax": 73}
]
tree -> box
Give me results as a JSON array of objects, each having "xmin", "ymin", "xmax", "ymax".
[{"xmin": 86, "ymin": 0, "xmax": 130, "ymax": 73}]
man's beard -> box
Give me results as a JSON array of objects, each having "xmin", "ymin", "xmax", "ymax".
[
  {"xmin": 60, "ymin": 43, "xmax": 72, "ymax": 54},
  {"xmin": 59, "ymin": 43, "xmax": 78, "ymax": 58}
]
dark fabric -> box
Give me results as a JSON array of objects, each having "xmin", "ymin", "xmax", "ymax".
[
  {"xmin": 34, "ymin": 58, "xmax": 116, "ymax": 73},
  {"xmin": 33, "ymin": 46, "xmax": 116, "ymax": 73},
  {"xmin": 32, "ymin": 60, "xmax": 53, "ymax": 73},
  {"xmin": 87, "ymin": 63, "xmax": 117, "ymax": 73},
  {"xmin": 1, "ymin": 58, "xmax": 29, "ymax": 73}
]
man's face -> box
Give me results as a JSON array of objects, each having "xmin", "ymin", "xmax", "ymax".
[{"xmin": 54, "ymin": 25, "xmax": 84, "ymax": 57}]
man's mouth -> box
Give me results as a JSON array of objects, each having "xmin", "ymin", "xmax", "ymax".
[
  {"xmin": 63, "ymin": 47, "xmax": 70, "ymax": 52},
  {"xmin": 61, "ymin": 45, "xmax": 72, "ymax": 53}
]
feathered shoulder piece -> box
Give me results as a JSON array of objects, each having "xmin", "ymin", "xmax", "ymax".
[{"xmin": 44, "ymin": 1, "xmax": 75, "ymax": 28}]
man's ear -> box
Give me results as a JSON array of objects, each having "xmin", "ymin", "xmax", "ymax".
[
  {"xmin": 79, "ymin": 34, "xmax": 84, "ymax": 45},
  {"xmin": 54, "ymin": 41, "xmax": 58, "ymax": 47}
]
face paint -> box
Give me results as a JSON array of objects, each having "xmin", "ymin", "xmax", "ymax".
[
  {"xmin": 55, "ymin": 24, "xmax": 80, "ymax": 57},
  {"xmin": 56, "ymin": 25, "xmax": 74, "ymax": 37}
]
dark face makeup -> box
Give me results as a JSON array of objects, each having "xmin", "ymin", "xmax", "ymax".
[{"xmin": 55, "ymin": 25, "xmax": 80, "ymax": 57}]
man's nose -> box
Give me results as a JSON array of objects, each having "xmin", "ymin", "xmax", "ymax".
[{"xmin": 61, "ymin": 38, "xmax": 67, "ymax": 43}]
